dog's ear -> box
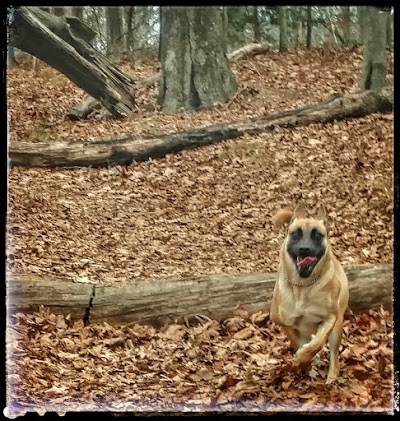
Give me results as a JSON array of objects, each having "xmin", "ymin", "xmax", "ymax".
[
  {"xmin": 293, "ymin": 203, "xmax": 307, "ymax": 219},
  {"xmin": 315, "ymin": 204, "xmax": 326, "ymax": 220},
  {"xmin": 272, "ymin": 208, "xmax": 293, "ymax": 229},
  {"xmin": 315, "ymin": 204, "xmax": 329, "ymax": 228}
]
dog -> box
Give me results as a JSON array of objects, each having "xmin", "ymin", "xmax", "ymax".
[{"xmin": 270, "ymin": 203, "xmax": 349, "ymax": 384}]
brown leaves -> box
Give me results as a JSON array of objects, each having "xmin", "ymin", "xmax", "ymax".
[
  {"xmin": 7, "ymin": 48, "xmax": 393, "ymax": 285},
  {"xmin": 5, "ymin": 47, "xmax": 394, "ymax": 414},
  {"xmin": 6, "ymin": 305, "xmax": 393, "ymax": 413}
]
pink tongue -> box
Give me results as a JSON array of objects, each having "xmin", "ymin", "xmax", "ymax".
[{"xmin": 297, "ymin": 256, "xmax": 317, "ymax": 267}]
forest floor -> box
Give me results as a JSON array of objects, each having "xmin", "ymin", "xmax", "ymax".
[{"xmin": 6, "ymin": 46, "xmax": 394, "ymax": 414}]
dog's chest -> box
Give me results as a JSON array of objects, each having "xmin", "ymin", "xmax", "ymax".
[{"xmin": 279, "ymin": 287, "xmax": 328, "ymax": 328}]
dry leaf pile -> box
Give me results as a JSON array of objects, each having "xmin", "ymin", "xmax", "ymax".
[
  {"xmin": 6, "ymin": 305, "xmax": 393, "ymax": 414},
  {"xmin": 7, "ymin": 112, "xmax": 393, "ymax": 284},
  {"xmin": 6, "ymin": 47, "xmax": 394, "ymax": 414}
]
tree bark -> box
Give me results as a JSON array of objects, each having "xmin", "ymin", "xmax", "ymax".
[
  {"xmin": 9, "ymin": 6, "xmax": 136, "ymax": 119},
  {"xmin": 359, "ymin": 6, "xmax": 387, "ymax": 92},
  {"xmin": 253, "ymin": 6, "xmax": 261, "ymax": 43},
  {"xmin": 342, "ymin": 6, "xmax": 351, "ymax": 46},
  {"xmin": 358, "ymin": 6, "xmax": 365, "ymax": 45},
  {"xmin": 386, "ymin": 12, "xmax": 392, "ymax": 47},
  {"xmin": 278, "ymin": 7, "xmax": 288, "ymax": 52},
  {"xmin": 7, "ymin": 263, "xmax": 393, "ymax": 326},
  {"xmin": 7, "ymin": 45, "xmax": 16, "ymax": 66},
  {"xmin": 306, "ymin": 6, "xmax": 312, "ymax": 48},
  {"xmin": 9, "ymin": 87, "xmax": 393, "ymax": 168},
  {"xmin": 106, "ymin": 6, "xmax": 123, "ymax": 57},
  {"xmin": 158, "ymin": 6, "xmax": 238, "ymax": 112}
]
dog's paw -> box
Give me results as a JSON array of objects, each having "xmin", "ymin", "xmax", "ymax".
[
  {"xmin": 294, "ymin": 346, "xmax": 313, "ymax": 366},
  {"xmin": 325, "ymin": 375, "xmax": 337, "ymax": 385}
]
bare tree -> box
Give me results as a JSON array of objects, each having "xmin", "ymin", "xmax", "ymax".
[{"xmin": 158, "ymin": 6, "xmax": 238, "ymax": 112}]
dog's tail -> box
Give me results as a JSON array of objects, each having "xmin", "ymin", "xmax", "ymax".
[{"xmin": 272, "ymin": 208, "xmax": 293, "ymax": 229}]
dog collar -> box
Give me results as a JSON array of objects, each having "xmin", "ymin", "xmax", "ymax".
[{"xmin": 284, "ymin": 270, "xmax": 320, "ymax": 287}]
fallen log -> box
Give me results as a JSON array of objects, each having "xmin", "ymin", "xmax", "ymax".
[
  {"xmin": 9, "ymin": 87, "xmax": 393, "ymax": 168},
  {"xmin": 7, "ymin": 263, "xmax": 393, "ymax": 326},
  {"xmin": 69, "ymin": 41, "xmax": 274, "ymax": 118},
  {"xmin": 226, "ymin": 41, "xmax": 274, "ymax": 62}
]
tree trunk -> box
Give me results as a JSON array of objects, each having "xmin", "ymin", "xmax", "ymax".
[
  {"xmin": 222, "ymin": 6, "xmax": 229, "ymax": 54},
  {"xmin": 342, "ymin": 6, "xmax": 351, "ymax": 46},
  {"xmin": 306, "ymin": 6, "xmax": 312, "ymax": 48},
  {"xmin": 359, "ymin": 6, "xmax": 387, "ymax": 92},
  {"xmin": 386, "ymin": 12, "xmax": 392, "ymax": 46},
  {"xmin": 278, "ymin": 7, "xmax": 288, "ymax": 52},
  {"xmin": 125, "ymin": 6, "xmax": 134, "ymax": 55},
  {"xmin": 10, "ymin": 87, "xmax": 393, "ymax": 168},
  {"xmin": 158, "ymin": 6, "xmax": 238, "ymax": 112},
  {"xmin": 7, "ymin": 45, "xmax": 16, "ymax": 66},
  {"xmin": 68, "ymin": 41, "xmax": 272, "ymax": 119},
  {"xmin": 9, "ymin": 6, "xmax": 136, "ymax": 119},
  {"xmin": 7, "ymin": 263, "xmax": 393, "ymax": 326},
  {"xmin": 358, "ymin": 6, "xmax": 365, "ymax": 45},
  {"xmin": 253, "ymin": 6, "xmax": 261, "ymax": 43},
  {"xmin": 106, "ymin": 6, "xmax": 123, "ymax": 58}
]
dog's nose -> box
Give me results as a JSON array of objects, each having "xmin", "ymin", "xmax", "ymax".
[{"xmin": 298, "ymin": 247, "xmax": 312, "ymax": 256}]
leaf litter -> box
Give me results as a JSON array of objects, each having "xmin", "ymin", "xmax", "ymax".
[
  {"xmin": 6, "ymin": 305, "xmax": 393, "ymax": 413},
  {"xmin": 6, "ymin": 46, "xmax": 394, "ymax": 413}
]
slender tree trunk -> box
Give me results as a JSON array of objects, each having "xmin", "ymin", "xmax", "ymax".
[
  {"xmin": 306, "ymin": 6, "xmax": 312, "ymax": 48},
  {"xmin": 360, "ymin": 6, "xmax": 387, "ymax": 92},
  {"xmin": 7, "ymin": 45, "xmax": 16, "ymax": 66},
  {"xmin": 106, "ymin": 7, "xmax": 123, "ymax": 57},
  {"xmin": 221, "ymin": 6, "xmax": 229, "ymax": 54},
  {"xmin": 278, "ymin": 7, "xmax": 288, "ymax": 52},
  {"xmin": 253, "ymin": 6, "xmax": 261, "ymax": 43},
  {"xmin": 342, "ymin": 6, "xmax": 351, "ymax": 46},
  {"xmin": 158, "ymin": 6, "xmax": 238, "ymax": 112},
  {"xmin": 125, "ymin": 6, "xmax": 134, "ymax": 56},
  {"xmin": 358, "ymin": 6, "xmax": 365, "ymax": 45},
  {"xmin": 386, "ymin": 12, "xmax": 392, "ymax": 46}
]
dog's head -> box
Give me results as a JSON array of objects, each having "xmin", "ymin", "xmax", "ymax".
[{"xmin": 273, "ymin": 203, "xmax": 329, "ymax": 278}]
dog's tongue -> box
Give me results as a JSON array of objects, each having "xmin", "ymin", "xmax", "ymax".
[{"xmin": 297, "ymin": 256, "xmax": 317, "ymax": 267}]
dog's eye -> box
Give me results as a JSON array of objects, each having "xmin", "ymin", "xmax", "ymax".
[
  {"xmin": 311, "ymin": 228, "xmax": 324, "ymax": 242},
  {"xmin": 291, "ymin": 228, "xmax": 303, "ymax": 240}
]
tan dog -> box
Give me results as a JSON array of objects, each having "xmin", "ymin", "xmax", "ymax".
[{"xmin": 270, "ymin": 203, "xmax": 349, "ymax": 384}]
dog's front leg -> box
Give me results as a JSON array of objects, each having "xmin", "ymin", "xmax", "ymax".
[
  {"xmin": 294, "ymin": 314, "xmax": 336, "ymax": 366},
  {"xmin": 326, "ymin": 315, "xmax": 345, "ymax": 384}
]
